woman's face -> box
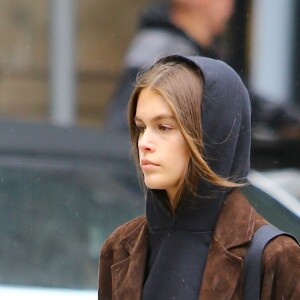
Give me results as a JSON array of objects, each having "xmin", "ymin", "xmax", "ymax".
[{"xmin": 134, "ymin": 88, "xmax": 190, "ymax": 202}]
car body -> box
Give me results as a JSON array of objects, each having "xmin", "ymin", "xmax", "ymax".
[
  {"xmin": 0, "ymin": 119, "xmax": 299, "ymax": 298},
  {"xmin": 0, "ymin": 285, "xmax": 95, "ymax": 300},
  {"xmin": 246, "ymin": 169, "xmax": 300, "ymax": 240}
]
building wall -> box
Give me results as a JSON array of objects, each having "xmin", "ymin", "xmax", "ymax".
[{"xmin": 0, "ymin": 0, "xmax": 149, "ymax": 126}]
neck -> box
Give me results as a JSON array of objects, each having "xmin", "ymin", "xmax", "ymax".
[{"xmin": 167, "ymin": 189, "xmax": 176, "ymax": 210}]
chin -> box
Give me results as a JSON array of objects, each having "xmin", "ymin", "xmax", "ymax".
[
  {"xmin": 144, "ymin": 179, "xmax": 165, "ymax": 191},
  {"xmin": 145, "ymin": 183, "xmax": 164, "ymax": 190}
]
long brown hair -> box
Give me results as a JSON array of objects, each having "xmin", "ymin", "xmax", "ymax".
[{"xmin": 128, "ymin": 59, "xmax": 242, "ymax": 211}]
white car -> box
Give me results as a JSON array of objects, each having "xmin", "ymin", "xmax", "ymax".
[{"xmin": 0, "ymin": 286, "xmax": 96, "ymax": 300}]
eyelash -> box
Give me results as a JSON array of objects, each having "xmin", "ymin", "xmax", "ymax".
[
  {"xmin": 135, "ymin": 125, "xmax": 145, "ymax": 134},
  {"xmin": 158, "ymin": 125, "xmax": 171, "ymax": 131},
  {"xmin": 135, "ymin": 124, "xmax": 172, "ymax": 133}
]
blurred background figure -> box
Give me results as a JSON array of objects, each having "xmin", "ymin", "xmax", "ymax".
[
  {"xmin": 105, "ymin": 0, "xmax": 300, "ymax": 165},
  {"xmin": 106, "ymin": 0, "xmax": 236, "ymax": 129}
]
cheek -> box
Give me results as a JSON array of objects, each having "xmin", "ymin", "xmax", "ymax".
[
  {"xmin": 178, "ymin": 151, "xmax": 190, "ymax": 175},
  {"xmin": 171, "ymin": 143, "xmax": 190, "ymax": 172}
]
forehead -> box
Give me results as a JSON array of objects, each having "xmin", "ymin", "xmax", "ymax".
[{"xmin": 135, "ymin": 88, "xmax": 174, "ymax": 121}]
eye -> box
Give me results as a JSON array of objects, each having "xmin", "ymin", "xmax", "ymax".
[
  {"xmin": 158, "ymin": 124, "xmax": 172, "ymax": 132},
  {"xmin": 135, "ymin": 124, "xmax": 145, "ymax": 134}
]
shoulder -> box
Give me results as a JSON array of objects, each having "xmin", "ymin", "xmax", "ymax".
[
  {"xmin": 124, "ymin": 29, "xmax": 199, "ymax": 69},
  {"xmin": 263, "ymin": 233, "xmax": 300, "ymax": 264},
  {"xmin": 107, "ymin": 215, "xmax": 146, "ymax": 241},
  {"xmin": 219, "ymin": 188, "xmax": 300, "ymax": 260},
  {"xmin": 101, "ymin": 215, "xmax": 146, "ymax": 253},
  {"xmin": 260, "ymin": 233, "xmax": 300, "ymax": 297}
]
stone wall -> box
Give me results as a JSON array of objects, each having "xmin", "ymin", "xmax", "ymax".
[{"xmin": 0, "ymin": 0, "xmax": 150, "ymax": 126}]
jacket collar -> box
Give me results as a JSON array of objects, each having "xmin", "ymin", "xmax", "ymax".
[
  {"xmin": 214, "ymin": 188, "xmax": 255, "ymax": 249},
  {"xmin": 120, "ymin": 218, "xmax": 148, "ymax": 254},
  {"xmin": 119, "ymin": 189, "xmax": 255, "ymax": 253},
  {"xmin": 111, "ymin": 218, "xmax": 148, "ymax": 300},
  {"xmin": 199, "ymin": 188, "xmax": 255, "ymax": 299}
]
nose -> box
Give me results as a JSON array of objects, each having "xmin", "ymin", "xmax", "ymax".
[{"xmin": 138, "ymin": 129, "xmax": 155, "ymax": 152}]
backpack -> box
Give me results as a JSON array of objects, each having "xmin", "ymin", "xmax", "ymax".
[{"xmin": 243, "ymin": 224, "xmax": 298, "ymax": 300}]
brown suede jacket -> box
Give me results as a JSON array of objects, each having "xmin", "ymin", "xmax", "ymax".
[{"xmin": 98, "ymin": 189, "xmax": 300, "ymax": 299}]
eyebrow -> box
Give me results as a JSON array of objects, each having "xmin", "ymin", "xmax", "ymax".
[{"xmin": 134, "ymin": 114, "xmax": 175, "ymax": 122}]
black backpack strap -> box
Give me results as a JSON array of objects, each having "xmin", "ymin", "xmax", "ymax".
[{"xmin": 243, "ymin": 224, "xmax": 288, "ymax": 300}]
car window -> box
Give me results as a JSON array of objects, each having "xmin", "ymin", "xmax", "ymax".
[{"xmin": 0, "ymin": 158, "xmax": 143, "ymax": 289}]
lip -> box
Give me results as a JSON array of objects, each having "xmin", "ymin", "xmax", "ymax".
[{"xmin": 140, "ymin": 159, "xmax": 159, "ymax": 170}]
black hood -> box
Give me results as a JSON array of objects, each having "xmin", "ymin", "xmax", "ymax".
[
  {"xmin": 147, "ymin": 55, "xmax": 251, "ymax": 217},
  {"xmin": 187, "ymin": 55, "xmax": 251, "ymax": 182},
  {"xmin": 142, "ymin": 55, "xmax": 251, "ymax": 299}
]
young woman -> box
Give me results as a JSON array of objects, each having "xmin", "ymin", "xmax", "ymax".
[{"xmin": 98, "ymin": 55, "xmax": 300, "ymax": 299}]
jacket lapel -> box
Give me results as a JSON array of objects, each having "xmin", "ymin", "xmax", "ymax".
[
  {"xmin": 200, "ymin": 237, "xmax": 243, "ymax": 299},
  {"xmin": 111, "ymin": 221, "xmax": 148, "ymax": 300},
  {"xmin": 200, "ymin": 189, "xmax": 256, "ymax": 299}
]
